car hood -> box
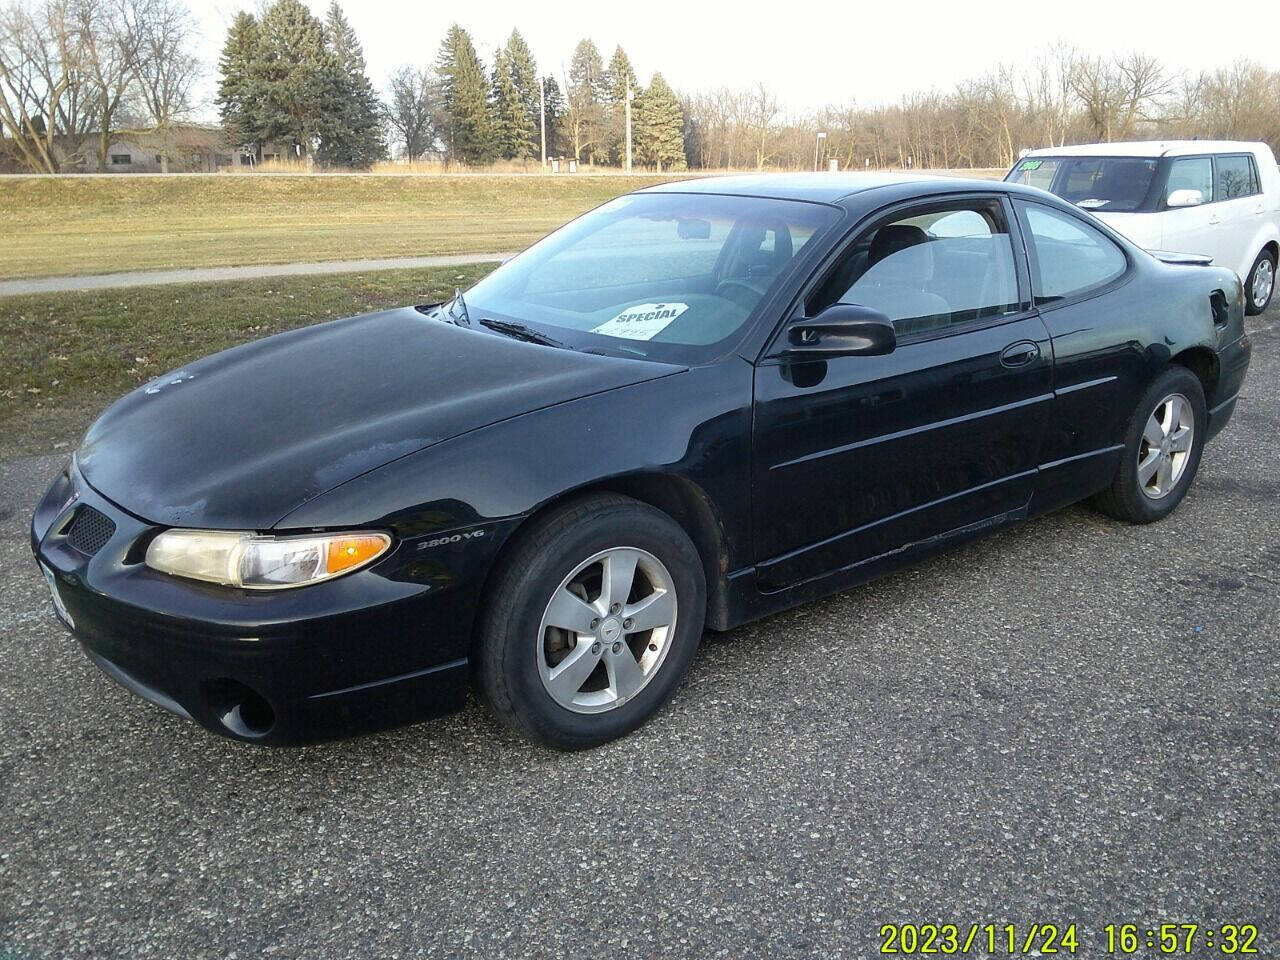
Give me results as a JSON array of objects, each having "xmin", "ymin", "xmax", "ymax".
[{"xmin": 78, "ymin": 307, "xmax": 682, "ymax": 529}]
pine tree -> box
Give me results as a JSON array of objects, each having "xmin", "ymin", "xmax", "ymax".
[
  {"xmin": 489, "ymin": 50, "xmax": 533, "ymax": 160},
  {"xmin": 604, "ymin": 45, "xmax": 637, "ymax": 165},
  {"xmin": 216, "ymin": 12, "xmax": 263, "ymax": 158},
  {"xmin": 633, "ymin": 73, "xmax": 686, "ymax": 172},
  {"xmin": 503, "ymin": 30, "xmax": 540, "ymax": 153},
  {"xmin": 254, "ymin": 0, "xmax": 331, "ymax": 159},
  {"xmin": 566, "ymin": 38, "xmax": 605, "ymax": 163},
  {"xmin": 435, "ymin": 24, "xmax": 492, "ymax": 165},
  {"xmin": 542, "ymin": 75, "xmax": 565, "ymax": 158},
  {"xmin": 316, "ymin": 1, "xmax": 386, "ymax": 168}
]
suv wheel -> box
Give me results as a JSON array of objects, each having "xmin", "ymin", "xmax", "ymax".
[{"xmin": 1245, "ymin": 248, "xmax": 1275, "ymax": 315}]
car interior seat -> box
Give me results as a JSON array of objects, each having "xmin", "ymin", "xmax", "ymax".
[{"xmin": 844, "ymin": 224, "xmax": 951, "ymax": 334}]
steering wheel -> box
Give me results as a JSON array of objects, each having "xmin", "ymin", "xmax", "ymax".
[{"xmin": 715, "ymin": 277, "xmax": 769, "ymax": 310}]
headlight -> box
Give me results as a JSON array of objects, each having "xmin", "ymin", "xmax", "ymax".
[{"xmin": 145, "ymin": 529, "xmax": 392, "ymax": 589}]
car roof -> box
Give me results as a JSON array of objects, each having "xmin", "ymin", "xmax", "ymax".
[
  {"xmin": 1020, "ymin": 140, "xmax": 1269, "ymax": 159},
  {"xmin": 639, "ymin": 171, "xmax": 991, "ymax": 204}
]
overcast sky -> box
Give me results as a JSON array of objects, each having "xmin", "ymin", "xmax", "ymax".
[{"xmin": 188, "ymin": 0, "xmax": 1280, "ymax": 117}]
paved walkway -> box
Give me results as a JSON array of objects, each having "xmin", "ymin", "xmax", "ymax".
[{"xmin": 0, "ymin": 252, "xmax": 516, "ymax": 297}]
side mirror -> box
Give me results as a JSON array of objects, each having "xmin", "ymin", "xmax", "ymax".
[
  {"xmin": 1166, "ymin": 188, "xmax": 1204, "ymax": 208},
  {"xmin": 785, "ymin": 303, "xmax": 896, "ymax": 357}
]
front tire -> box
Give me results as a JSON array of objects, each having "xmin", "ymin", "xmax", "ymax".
[
  {"xmin": 1245, "ymin": 248, "xmax": 1275, "ymax": 315},
  {"xmin": 1091, "ymin": 367, "xmax": 1207, "ymax": 524},
  {"xmin": 476, "ymin": 493, "xmax": 705, "ymax": 749}
]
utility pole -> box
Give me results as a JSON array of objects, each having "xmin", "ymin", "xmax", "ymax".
[
  {"xmin": 540, "ymin": 78, "xmax": 547, "ymax": 172},
  {"xmin": 624, "ymin": 82, "xmax": 633, "ymax": 174}
]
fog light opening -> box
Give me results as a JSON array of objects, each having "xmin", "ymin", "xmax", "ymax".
[{"xmin": 204, "ymin": 679, "xmax": 276, "ymax": 738}]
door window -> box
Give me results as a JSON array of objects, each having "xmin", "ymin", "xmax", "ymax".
[
  {"xmin": 1021, "ymin": 203, "xmax": 1127, "ymax": 304},
  {"xmin": 1215, "ymin": 155, "xmax": 1260, "ymax": 199},
  {"xmin": 812, "ymin": 200, "xmax": 1021, "ymax": 338},
  {"xmin": 1165, "ymin": 157, "xmax": 1214, "ymax": 205}
]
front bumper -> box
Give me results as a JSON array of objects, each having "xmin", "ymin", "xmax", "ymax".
[{"xmin": 30, "ymin": 461, "xmax": 486, "ymax": 745}]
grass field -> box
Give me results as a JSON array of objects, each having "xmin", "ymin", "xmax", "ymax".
[
  {"xmin": 0, "ymin": 174, "xmax": 676, "ymax": 280},
  {"xmin": 0, "ymin": 263, "xmax": 498, "ymax": 456}
]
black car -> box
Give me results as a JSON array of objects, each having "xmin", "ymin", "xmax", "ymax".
[{"xmin": 32, "ymin": 173, "xmax": 1252, "ymax": 749}]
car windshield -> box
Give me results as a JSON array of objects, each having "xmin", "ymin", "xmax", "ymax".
[
  {"xmin": 457, "ymin": 192, "xmax": 841, "ymax": 363},
  {"xmin": 1008, "ymin": 156, "xmax": 1160, "ymax": 213}
]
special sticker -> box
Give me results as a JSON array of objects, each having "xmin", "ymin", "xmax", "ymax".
[{"xmin": 590, "ymin": 302, "xmax": 689, "ymax": 341}]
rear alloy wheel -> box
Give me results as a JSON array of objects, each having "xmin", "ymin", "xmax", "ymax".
[
  {"xmin": 1136, "ymin": 393, "xmax": 1195, "ymax": 500},
  {"xmin": 1092, "ymin": 367, "xmax": 1207, "ymax": 524},
  {"xmin": 477, "ymin": 494, "xmax": 705, "ymax": 749},
  {"xmin": 1245, "ymin": 249, "xmax": 1275, "ymax": 315}
]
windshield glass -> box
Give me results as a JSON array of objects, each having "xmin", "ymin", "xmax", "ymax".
[
  {"xmin": 1008, "ymin": 156, "xmax": 1160, "ymax": 213},
  {"xmin": 460, "ymin": 192, "xmax": 841, "ymax": 362}
]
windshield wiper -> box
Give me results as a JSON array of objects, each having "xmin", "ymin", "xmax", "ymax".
[
  {"xmin": 477, "ymin": 317, "xmax": 565, "ymax": 348},
  {"xmin": 448, "ymin": 287, "xmax": 472, "ymax": 326}
]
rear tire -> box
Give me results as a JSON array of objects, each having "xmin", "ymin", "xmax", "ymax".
[
  {"xmin": 476, "ymin": 493, "xmax": 705, "ymax": 749},
  {"xmin": 1245, "ymin": 248, "xmax": 1275, "ymax": 315},
  {"xmin": 1091, "ymin": 367, "xmax": 1207, "ymax": 524}
]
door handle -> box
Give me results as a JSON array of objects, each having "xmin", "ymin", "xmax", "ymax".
[
  {"xmin": 1000, "ymin": 340, "xmax": 1040, "ymax": 368},
  {"xmin": 1208, "ymin": 215, "xmax": 1222, "ymax": 225}
]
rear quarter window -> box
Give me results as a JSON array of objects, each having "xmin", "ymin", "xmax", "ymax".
[
  {"xmin": 1021, "ymin": 203, "xmax": 1127, "ymax": 305},
  {"xmin": 1215, "ymin": 155, "xmax": 1261, "ymax": 199}
]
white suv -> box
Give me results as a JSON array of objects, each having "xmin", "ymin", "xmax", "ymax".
[{"xmin": 1007, "ymin": 140, "xmax": 1280, "ymax": 314}]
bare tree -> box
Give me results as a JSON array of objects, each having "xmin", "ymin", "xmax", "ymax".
[
  {"xmin": 0, "ymin": 0, "xmax": 94, "ymax": 171},
  {"xmin": 386, "ymin": 65, "xmax": 437, "ymax": 160},
  {"xmin": 1070, "ymin": 52, "xmax": 1172, "ymax": 141},
  {"xmin": 746, "ymin": 82, "xmax": 778, "ymax": 170},
  {"xmin": 133, "ymin": 0, "xmax": 197, "ymax": 172}
]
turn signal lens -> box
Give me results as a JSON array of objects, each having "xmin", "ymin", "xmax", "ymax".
[
  {"xmin": 146, "ymin": 529, "xmax": 392, "ymax": 590},
  {"xmin": 326, "ymin": 535, "xmax": 391, "ymax": 575}
]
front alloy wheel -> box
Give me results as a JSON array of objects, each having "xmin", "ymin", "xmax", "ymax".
[
  {"xmin": 538, "ymin": 547, "xmax": 677, "ymax": 713},
  {"xmin": 477, "ymin": 493, "xmax": 705, "ymax": 749}
]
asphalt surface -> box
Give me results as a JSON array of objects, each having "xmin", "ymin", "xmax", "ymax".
[
  {"xmin": 0, "ymin": 253, "xmax": 515, "ymax": 298},
  {"xmin": 1, "ymin": 312, "xmax": 1277, "ymax": 959}
]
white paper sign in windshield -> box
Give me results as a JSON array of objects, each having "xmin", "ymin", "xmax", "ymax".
[{"xmin": 590, "ymin": 302, "xmax": 689, "ymax": 341}]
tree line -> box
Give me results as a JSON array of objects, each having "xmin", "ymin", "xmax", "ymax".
[
  {"xmin": 782, "ymin": 50, "xmax": 1280, "ymax": 172},
  {"xmin": 5, "ymin": 0, "xmax": 1280, "ymax": 175},
  {"xmin": 381, "ymin": 28, "xmax": 686, "ymax": 170}
]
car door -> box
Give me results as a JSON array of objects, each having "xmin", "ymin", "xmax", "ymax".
[
  {"xmin": 1012, "ymin": 199, "xmax": 1143, "ymax": 513},
  {"xmin": 751, "ymin": 195, "xmax": 1053, "ymax": 591},
  {"xmin": 1212, "ymin": 153, "xmax": 1265, "ymax": 278},
  {"xmin": 1159, "ymin": 156, "xmax": 1219, "ymax": 261}
]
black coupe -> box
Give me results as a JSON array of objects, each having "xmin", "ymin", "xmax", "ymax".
[{"xmin": 32, "ymin": 173, "xmax": 1252, "ymax": 748}]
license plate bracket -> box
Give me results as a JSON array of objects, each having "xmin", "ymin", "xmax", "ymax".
[{"xmin": 40, "ymin": 563, "xmax": 75, "ymax": 630}]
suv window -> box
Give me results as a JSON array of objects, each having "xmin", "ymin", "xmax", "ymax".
[
  {"xmin": 1007, "ymin": 156, "xmax": 1159, "ymax": 212},
  {"xmin": 1007, "ymin": 157, "xmax": 1062, "ymax": 191},
  {"xmin": 1021, "ymin": 203, "xmax": 1127, "ymax": 304},
  {"xmin": 1215, "ymin": 154, "xmax": 1260, "ymax": 199},
  {"xmin": 813, "ymin": 200, "xmax": 1021, "ymax": 338},
  {"xmin": 1166, "ymin": 157, "xmax": 1214, "ymax": 205}
]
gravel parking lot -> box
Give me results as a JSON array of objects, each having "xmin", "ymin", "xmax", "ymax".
[{"xmin": 1, "ymin": 310, "xmax": 1277, "ymax": 959}]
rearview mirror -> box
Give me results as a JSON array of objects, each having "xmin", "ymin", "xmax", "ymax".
[
  {"xmin": 1166, "ymin": 188, "xmax": 1204, "ymax": 208},
  {"xmin": 785, "ymin": 303, "xmax": 896, "ymax": 357},
  {"xmin": 678, "ymin": 218, "xmax": 711, "ymax": 240}
]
